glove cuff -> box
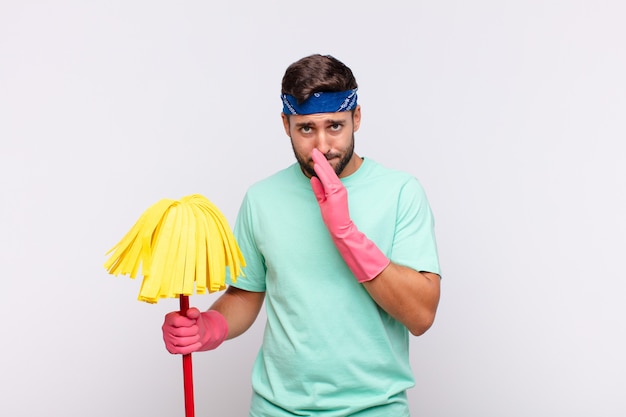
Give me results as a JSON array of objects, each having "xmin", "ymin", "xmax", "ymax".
[
  {"xmin": 198, "ymin": 310, "xmax": 229, "ymax": 351},
  {"xmin": 332, "ymin": 223, "xmax": 390, "ymax": 283}
]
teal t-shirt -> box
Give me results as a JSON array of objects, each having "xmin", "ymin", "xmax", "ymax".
[{"xmin": 227, "ymin": 158, "xmax": 440, "ymax": 416}]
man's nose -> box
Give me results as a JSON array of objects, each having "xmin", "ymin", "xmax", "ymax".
[{"xmin": 315, "ymin": 131, "xmax": 331, "ymax": 154}]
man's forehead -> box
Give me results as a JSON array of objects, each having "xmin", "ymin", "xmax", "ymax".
[{"xmin": 291, "ymin": 111, "xmax": 350, "ymax": 125}]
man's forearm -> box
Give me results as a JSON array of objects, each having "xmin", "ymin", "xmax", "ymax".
[
  {"xmin": 362, "ymin": 264, "xmax": 440, "ymax": 336},
  {"xmin": 210, "ymin": 286, "xmax": 265, "ymax": 340}
]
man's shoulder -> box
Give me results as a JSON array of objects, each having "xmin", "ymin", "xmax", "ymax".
[
  {"xmin": 244, "ymin": 163, "xmax": 305, "ymax": 199},
  {"xmin": 359, "ymin": 158, "xmax": 417, "ymax": 185}
]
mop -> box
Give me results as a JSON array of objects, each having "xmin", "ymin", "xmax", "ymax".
[{"xmin": 104, "ymin": 194, "xmax": 245, "ymax": 417}]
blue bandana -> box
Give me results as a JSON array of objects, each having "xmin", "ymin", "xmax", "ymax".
[{"xmin": 281, "ymin": 88, "xmax": 358, "ymax": 115}]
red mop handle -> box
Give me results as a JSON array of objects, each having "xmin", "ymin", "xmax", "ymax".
[{"xmin": 180, "ymin": 295, "xmax": 195, "ymax": 417}]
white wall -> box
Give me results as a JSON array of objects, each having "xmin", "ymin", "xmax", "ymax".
[{"xmin": 1, "ymin": 1, "xmax": 624, "ymax": 416}]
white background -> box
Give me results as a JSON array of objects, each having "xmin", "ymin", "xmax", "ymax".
[{"xmin": 1, "ymin": 1, "xmax": 625, "ymax": 416}]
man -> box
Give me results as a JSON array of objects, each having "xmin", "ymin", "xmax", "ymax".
[{"xmin": 162, "ymin": 54, "xmax": 441, "ymax": 416}]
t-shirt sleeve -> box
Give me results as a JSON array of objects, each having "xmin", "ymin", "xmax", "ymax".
[
  {"xmin": 390, "ymin": 177, "xmax": 441, "ymax": 276},
  {"xmin": 226, "ymin": 192, "xmax": 267, "ymax": 292}
]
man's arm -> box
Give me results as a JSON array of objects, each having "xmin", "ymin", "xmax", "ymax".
[
  {"xmin": 363, "ymin": 265, "xmax": 440, "ymax": 336},
  {"xmin": 210, "ymin": 286, "xmax": 265, "ymax": 339},
  {"xmin": 310, "ymin": 148, "xmax": 440, "ymax": 335},
  {"xmin": 162, "ymin": 286, "xmax": 264, "ymax": 354}
]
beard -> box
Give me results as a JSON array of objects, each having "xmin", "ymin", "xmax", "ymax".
[{"xmin": 292, "ymin": 134, "xmax": 355, "ymax": 178}]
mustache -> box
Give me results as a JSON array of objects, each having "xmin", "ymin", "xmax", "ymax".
[{"xmin": 309, "ymin": 152, "xmax": 341, "ymax": 163}]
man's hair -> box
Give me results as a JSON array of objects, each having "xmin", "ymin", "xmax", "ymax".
[{"xmin": 281, "ymin": 54, "xmax": 358, "ymax": 104}]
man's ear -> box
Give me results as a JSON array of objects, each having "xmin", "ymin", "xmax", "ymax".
[
  {"xmin": 281, "ymin": 112, "xmax": 290, "ymax": 136},
  {"xmin": 352, "ymin": 105, "xmax": 362, "ymax": 132}
]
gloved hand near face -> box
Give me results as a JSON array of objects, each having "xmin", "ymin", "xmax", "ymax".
[{"xmin": 310, "ymin": 148, "xmax": 390, "ymax": 283}]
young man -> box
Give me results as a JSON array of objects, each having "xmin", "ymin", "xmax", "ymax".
[{"xmin": 162, "ymin": 54, "xmax": 441, "ymax": 416}]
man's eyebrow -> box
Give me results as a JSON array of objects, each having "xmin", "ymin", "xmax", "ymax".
[
  {"xmin": 294, "ymin": 118, "xmax": 347, "ymax": 128},
  {"xmin": 326, "ymin": 119, "xmax": 346, "ymax": 125}
]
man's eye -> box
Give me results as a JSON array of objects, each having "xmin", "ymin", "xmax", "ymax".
[
  {"xmin": 330, "ymin": 124, "xmax": 342, "ymax": 131},
  {"xmin": 300, "ymin": 126, "xmax": 312, "ymax": 133}
]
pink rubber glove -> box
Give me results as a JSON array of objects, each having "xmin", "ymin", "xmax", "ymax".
[
  {"xmin": 162, "ymin": 308, "xmax": 228, "ymax": 355},
  {"xmin": 310, "ymin": 148, "xmax": 390, "ymax": 283}
]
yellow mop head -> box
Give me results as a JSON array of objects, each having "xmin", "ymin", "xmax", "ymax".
[{"xmin": 104, "ymin": 194, "xmax": 245, "ymax": 303}]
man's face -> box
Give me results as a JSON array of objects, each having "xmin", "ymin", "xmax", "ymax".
[{"xmin": 282, "ymin": 106, "xmax": 362, "ymax": 178}]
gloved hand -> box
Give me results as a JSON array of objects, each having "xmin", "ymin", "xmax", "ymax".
[
  {"xmin": 310, "ymin": 148, "xmax": 390, "ymax": 283},
  {"xmin": 162, "ymin": 307, "xmax": 228, "ymax": 355}
]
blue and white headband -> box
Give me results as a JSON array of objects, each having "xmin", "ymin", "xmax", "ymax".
[{"xmin": 281, "ymin": 88, "xmax": 358, "ymax": 115}]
